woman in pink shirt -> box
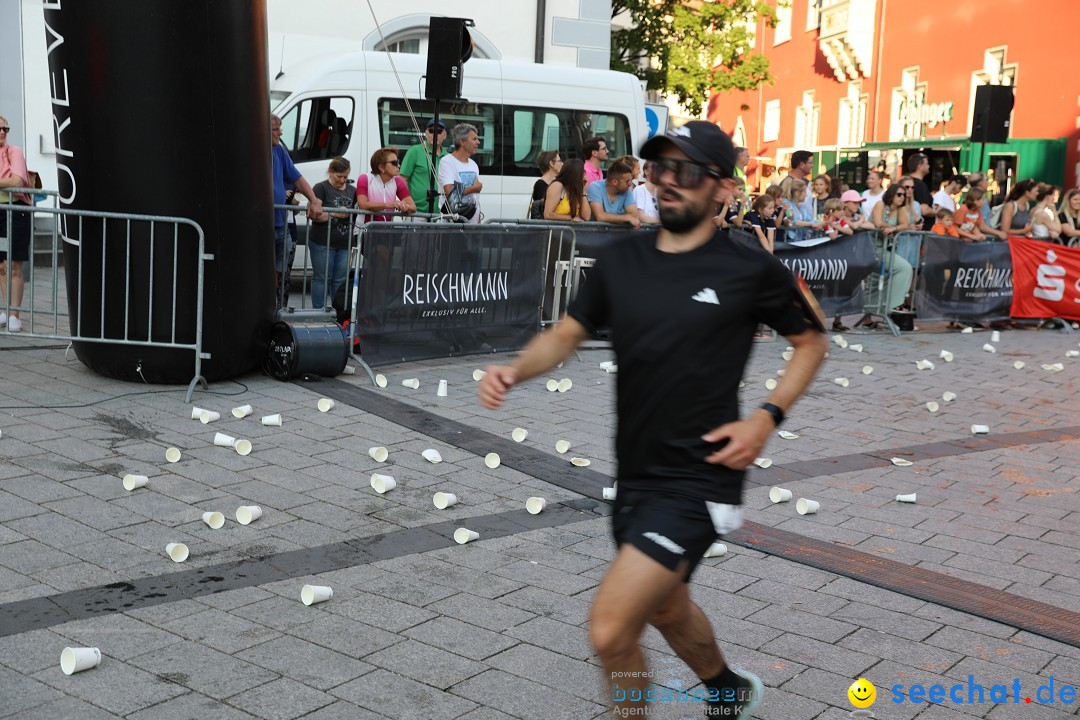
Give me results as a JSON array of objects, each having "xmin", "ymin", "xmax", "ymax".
[
  {"xmin": 0, "ymin": 115, "xmax": 31, "ymax": 332},
  {"xmin": 357, "ymin": 147, "xmax": 416, "ymax": 223}
]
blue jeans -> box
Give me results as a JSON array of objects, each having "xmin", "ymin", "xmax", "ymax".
[{"xmin": 308, "ymin": 242, "xmax": 349, "ymax": 309}]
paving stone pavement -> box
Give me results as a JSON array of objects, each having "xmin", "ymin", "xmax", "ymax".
[{"xmin": 1, "ymin": 318, "xmax": 1080, "ymax": 719}]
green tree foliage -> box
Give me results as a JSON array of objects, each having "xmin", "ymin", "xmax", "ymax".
[{"xmin": 611, "ymin": 0, "xmax": 780, "ymax": 116}]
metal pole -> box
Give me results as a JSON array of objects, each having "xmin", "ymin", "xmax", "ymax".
[{"xmin": 428, "ymin": 99, "xmax": 441, "ymax": 216}]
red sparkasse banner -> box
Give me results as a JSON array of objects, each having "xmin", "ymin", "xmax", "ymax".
[{"xmin": 1009, "ymin": 237, "xmax": 1080, "ymax": 320}]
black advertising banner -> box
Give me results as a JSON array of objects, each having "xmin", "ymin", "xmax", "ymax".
[
  {"xmin": 774, "ymin": 233, "xmax": 877, "ymax": 316},
  {"xmin": 356, "ymin": 224, "xmax": 546, "ymax": 366},
  {"xmin": 914, "ymin": 235, "xmax": 1013, "ymax": 320}
]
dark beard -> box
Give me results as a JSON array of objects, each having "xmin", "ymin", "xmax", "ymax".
[{"xmin": 659, "ymin": 197, "xmax": 710, "ymax": 233}]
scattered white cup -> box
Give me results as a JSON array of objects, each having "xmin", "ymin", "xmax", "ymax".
[
  {"xmin": 60, "ymin": 647, "xmax": 101, "ymax": 675},
  {"xmin": 971, "ymin": 424, "xmax": 990, "ymax": 435},
  {"xmin": 473, "ymin": 369, "xmax": 486, "ymax": 381},
  {"xmin": 890, "ymin": 457, "xmax": 914, "ymax": 467},
  {"xmin": 602, "ymin": 487, "xmax": 617, "ymax": 500},
  {"xmin": 236, "ymin": 506, "xmax": 263, "ymax": 525},
  {"xmin": 301, "ymin": 584, "xmax": 333, "ymax": 606},
  {"xmin": 604, "ymin": 365, "xmax": 618, "ymax": 374},
  {"xmin": 778, "ymin": 430, "xmax": 799, "ymax": 440},
  {"xmin": 454, "ymin": 528, "xmax": 480, "ymax": 544},
  {"xmin": 849, "ymin": 344, "xmax": 863, "ymax": 353},
  {"xmin": 1012, "ymin": 360, "xmax": 1025, "ymax": 370},
  {"xmin": 896, "ymin": 493, "xmax": 917, "ymax": 503},
  {"xmin": 375, "ymin": 374, "xmax": 388, "ymax": 388},
  {"xmin": 422, "ymin": 449, "xmax": 443, "ymax": 463},
  {"xmin": 555, "ymin": 440, "xmax": 571, "ymax": 454},
  {"xmin": 233, "ymin": 439, "xmax": 252, "ymax": 456},
  {"xmin": 213, "ymin": 432, "xmax": 237, "ymax": 448},
  {"xmin": 991, "ymin": 330, "xmax": 1001, "ymax": 343},
  {"xmin": 371, "ymin": 475, "xmax": 396, "ymax": 494},
  {"xmin": 545, "ymin": 379, "xmax": 558, "ymax": 392},
  {"xmin": 202, "ymin": 511, "xmax": 225, "ymax": 529},
  {"xmin": 703, "ymin": 542, "xmax": 728, "ymax": 558},
  {"xmin": 570, "ymin": 457, "xmax": 591, "ymax": 467},
  {"xmin": 199, "ymin": 410, "xmax": 221, "ymax": 424},
  {"xmin": 231, "ymin": 405, "xmax": 253, "ymax": 419},
  {"xmin": 317, "ymin": 398, "xmax": 335, "ymax": 412},
  {"xmin": 190, "ymin": 407, "xmax": 207, "ymax": 420},
  {"xmin": 123, "ymin": 474, "xmax": 148, "ymax": 491},
  {"xmin": 961, "ymin": 326, "xmax": 974, "ymax": 333},
  {"xmin": 765, "ymin": 378, "xmax": 778, "ymax": 390},
  {"xmin": 926, "ymin": 401, "xmax": 940, "ymax": 413},
  {"xmin": 753, "ymin": 458, "xmax": 772, "ymax": 469},
  {"xmin": 525, "ymin": 497, "xmax": 547, "ymax": 514},
  {"xmin": 862, "ymin": 366, "xmax": 873, "ymax": 375},
  {"xmin": 166, "ymin": 542, "xmax": 189, "ymax": 562},
  {"xmin": 484, "ymin": 453, "xmax": 501, "ymax": 469},
  {"xmin": 1068, "ymin": 351, "xmax": 1080, "ymax": 358},
  {"xmin": 437, "ymin": 379, "xmax": 448, "ymax": 397},
  {"xmin": 781, "ymin": 350, "xmax": 794, "ymax": 362},
  {"xmin": 261, "ymin": 413, "xmax": 283, "ymax": 426},
  {"xmin": 557, "ymin": 378, "xmax": 573, "ymax": 393},
  {"xmin": 342, "ymin": 365, "xmax": 356, "ymax": 375},
  {"xmin": 599, "ymin": 361, "xmax": 615, "ymax": 370},
  {"xmin": 795, "ymin": 498, "xmax": 820, "ymax": 515},
  {"xmin": 942, "ymin": 391, "xmax": 957, "ymax": 402},
  {"xmin": 982, "ymin": 343, "xmax": 996, "ymax": 354},
  {"xmin": 368, "ymin": 447, "xmax": 388, "ymax": 462},
  {"xmin": 511, "ymin": 428, "xmax": 528, "ymax": 443},
  {"xmin": 915, "ymin": 360, "xmax": 935, "ymax": 370},
  {"xmin": 769, "ymin": 487, "xmax": 792, "ymax": 503},
  {"xmin": 939, "ymin": 350, "xmax": 954, "ymax": 362},
  {"xmin": 165, "ymin": 447, "xmax": 182, "ymax": 463},
  {"xmin": 834, "ymin": 378, "xmax": 850, "ymax": 387},
  {"xmin": 402, "ymin": 378, "xmax": 420, "ymax": 389},
  {"xmin": 433, "ymin": 492, "xmax": 458, "ymax": 509}
]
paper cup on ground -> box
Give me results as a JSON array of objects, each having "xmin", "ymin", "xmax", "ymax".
[
  {"xmin": 961, "ymin": 326, "xmax": 974, "ymax": 333},
  {"xmin": 317, "ymin": 398, "xmax": 335, "ymax": 412},
  {"xmin": 926, "ymin": 401, "xmax": 940, "ymax": 413},
  {"xmin": 433, "ymin": 492, "xmax": 458, "ymax": 509},
  {"xmin": 261, "ymin": 413, "xmax": 282, "ymax": 426},
  {"xmin": 795, "ymin": 498, "xmax": 820, "ymax": 515},
  {"xmin": 862, "ymin": 365, "xmax": 873, "ymax": 375},
  {"xmin": 1068, "ymin": 351, "xmax": 1080, "ymax": 358},
  {"xmin": 769, "ymin": 487, "xmax": 792, "ymax": 503},
  {"xmin": 454, "ymin": 528, "xmax": 480, "ymax": 544},
  {"xmin": 60, "ymin": 647, "xmax": 101, "ymax": 675},
  {"xmin": 982, "ymin": 343, "xmax": 996, "ymax": 354},
  {"xmin": 896, "ymin": 493, "xmax": 917, "ymax": 503},
  {"xmin": 472, "ymin": 369, "xmax": 486, "ymax": 381},
  {"xmin": 891, "ymin": 457, "xmax": 914, "ymax": 467},
  {"xmin": 545, "ymin": 379, "xmax": 558, "ymax": 392},
  {"xmin": 368, "ymin": 447, "xmax": 388, "ymax": 462},
  {"xmin": 765, "ymin": 378, "xmax": 778, "ymax": 390},
  {"xmin": 570, "ymin": 457, "xmax": 591, "ymax": 467},
  {"xmin": 165, "ymin": 447, "xmax": 182, "ymax": 463},
  {"xmin": 214, "ymin": 432, "xmax": 236, "ymax": 448},
  {"xmin": 371, "ymin": 475, "xmax": 396, "ymax": 494},
  {"xmin": 437, "ymin": 380, "xmax": 448, "ymax": 397},
  {"xmin": 991, "ymin": 330, "xmax": 1001, "ymax": 343},
  {"xmin": 778, "ymin": 430, "xmax": 799, "ymax": 440},
  {"xmin": 703, "ymin": 542, "xmax": 728, "ymax": 558},
  {"xmin": 402, "ymin": 378, "xmax": 420, "ymax": 389},
  {"xmin": 422, "ymin": 449, "xmax": 443, "ymax": 463},
  {"xmin": 233, "ymin": 439, "xmax": 252, "ymax": 456},
  {"xmin": 511, "ymin": 428, "xmax": 528, "ymax": 443},
  {"xmin": 942, "ymin": 391, "xmax": 957, "ymax": 402},
  {"xmin": 166, "ymin": 543, "xmax": 189, "ymax": 562},
  {"xmin": 484, "ymin": 453, "xmax": 501, "ymax": 469},
  {"xmin": 190, "ymin": 407, "xmax": 207, "ymax": 420},
  {"xmin": 752, "ymin": 457, "xmax": 772, "ymax": 469},
  {"xmin": 525, "ymin": 497, "xmax": 547, "ymax": 514},
  {"xmin": 301, "ymin": 584, "xmax": 333, "ymax": 606},
  {"xmin": 833, "ymin": 378, "xmax": 849, "ymax": 387},
  {"xmin": 939, "ymin": 350, "xmax": 954, "ymax": 362},
  {"xmin": 599, "ymin": 361, "xmax": 615, "ymax": 370},
  {"xmin": 236, "ymin": 506, "xmax": 263, "ymax": 525},
  {"xmin": 557, "ymin": 378, "xmax": 573, "ymax": 393},
  {"xmin": 231, "ymin": 404, "xmax": 253, "ymax": 419},
  {"xmin": 342, "ymin": 365, "xmax": 355, "ymax": 375},
  {"xmin": 123, "ymin": 474, "xmax": 148, "ymax": 491},
  {"xmin": 199, "ymin": 410, "xmax": 221, "ymax": 424},
  {"xmin": 602, "ymin": 486, "xmax": 617, "ymax": 500},
  {"xmin": 375, "ymin": 373, "xmax": 388, "ymax": 388},
  {"xmin": 837, "ymin": 338, "xmax": 848, "ymax": 349},
  {"xmin": 971, "ymin": 424, "xmax": 990, "ymax": 435},
  {"xmin": 604, "ymin": 365, "xmax": 618, "ymax": 374},
  {"xmin": 202, "ymin": 511, "xmax": 225, "ymax": 529},
  {"xmin": 915, "ymin": 360, "xmax": 934, "ymax": 370},
  {"xmin": 555, "ymin": 440, "xmax": 571, "ymax": 454}
]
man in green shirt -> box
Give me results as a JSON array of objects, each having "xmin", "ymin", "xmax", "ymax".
[{"xmin": 400, "ymin": 119, "xmax": 448, "ymax": 215}]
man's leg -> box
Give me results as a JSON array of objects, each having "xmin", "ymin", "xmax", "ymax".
[{"xmin": 648, "ymin": 582, "xmax": 725, "ymax": 679}]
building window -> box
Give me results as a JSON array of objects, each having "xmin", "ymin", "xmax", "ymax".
[
  {"xmin": 773, "ymin": 1, "xmax": 792, "ymax": 45},
  {"xmin": 838, "ymin": 81, "xmax": 868, "ymax": 147},
  {"xmin": 764, "ymin": 100, "xmax": 781, "ymax": 142},
  {"xmin": 794, "ymin": 91, "xmax": 819, "ymax": 147},
  {"xmin": 381, "ymin": 38, "xmax": 421, "ymax": 54},
  {"xmin": 806, "ymin": 0, "xmax": 820, "ymax": 30}
]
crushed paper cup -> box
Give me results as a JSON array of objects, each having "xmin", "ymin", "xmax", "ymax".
[
  {"xmin": 213, "ymin": 432, "xmax": 236, "ymax": 448},
  {"xmin": 781, "ymin": 350, "xmax": 794, "ymax": 362},
  {"xmin": 472, "ymin": 369, "xmax": 486, "ymax": 381},
  {"xmin": 123, "ymin": 474, "xmax": 148, "ymax": 491},
  {"xmin": 926, "ymin": 401, "xmax": 940, "ymax": 413},
  {"xmin": 795, "ymin": 498, "xmax": 820, "ymax": 515},
  {"xmin": 703, "ymin": 542, "xmax": 728, "ymax": 558},
  {"xmin": 60, "ymin": 647, "xmax": 101, "ymax": 675},
  {"xmin": 778, "ymin": 430, "xmax": 799, "ymax": 440},
  {"xmin": 961, "ymin": 326, "xmax": 974, "ymax": 334},
  {"xmin": 165, "ymin": 542, "xmax": 189, "ymax": 562},
  {"xmin": 433, "ymin": 492, "xmax": 458, "ymax": 509},
  {"xmin": 599, "ymin": 361, "xmax": 615, "ymax": 370},
  {"xmin": 201, "ymin": 511, "xmax": 225, "ymax": 529},
  {"xmin": 370, "ymin": 474, "xmax": 396, "ymax": 494},
  {"xmin": 862, "ymin": 366, "xmax": 873, "ymax": 375},
  {"xmin": 231, "ymin": 405, "xmax": 252, "ymax": 419},
  {"xmin": 557, "ymin": 378, "xmax": 573, "ymax": 393},
  {"xmin": 484, "ymin": 453, "xmax": 501, "ymax": 469},
  {"xmin": 375, "ymin": 374, "xmax": 388, "ymax": 388},
  {"xmin": 511, "ymin": 428, "xmax": 528, "ymax": 443},
  {"xmin": 991, "ymin": 330, "xmax": 1001, "ymax": 343},
  {"xmin": 1013, "ymin": 361, "xmax": 1026, "ymax": 370},
  {"xmin": 939, "ymin": 350, "xmax": 954, "ymax": 362},
  {"xmin": 437, "ymin": 380, "xmax": 448, "ymax": 397},
  {"xmin": 422, "ymin": 449, "xmax": 443, "ymax": 463},
  {"xmin": 454, "ymin": 528, "xmax": 480, "ymax": 544},
  {"xmin": 1043, "ymin": 363, "xmax": 1065, "ymax": 372},
  {"xmin": 831, "ymin": 334, "xmax": 845, "ymax": 345},
  {"xmin": 368, "ymin": 447, "xmax": 388, "ymax": 462},
  {"xmin": 896, "ymin": 493, "xmax": 917, "ymax": 503},
  {"xmin": 834, "ymin": 377, "xmax": 850, "ymax": 387},
  {"xmin": 525, "ymin": 497, "xmax": 547, "ymax": 514},
  {"xmin": 753, "ymin": 457, "xmax": 772, "ymax": 469},
  {"xmin": 849, "ymin": 344, "xmax": 863, "ymax": 353},
  {"xmin": 317, "ymin": 398, "xmax": 335, "ymax": 412},
  {"xmin": 165, "ymin": 447, "xmax": 182, "ymax": 463},
  {"xmin": 769, "ymin": 487, "xmax": 792, "ymax": 503},
  {"xmin": 301, "ymin": 585, "xmax": 333, "ymax": 606},
  {"xmin": 261, "ymin": 413, "xmax": 282, "ymax": 426},
  {"xmin": 982, "ymin": 343, "xmax": 996, "ymax": 354},
  {"xmin": 942, "ymin": 391, "xmax": 957, "ymax": 402},
  {"xmin": 402, "ymin": 378, "xmax": 420, "ymax": 389},
  {"xmin": 915, "ymin": 360, "xmax": 935, "ymax": 370},
  {"xmin": 555, "ymin": 440, "xmax": 571, "ymax": 454},
  {"xmin": 233, "ymin": 439, "xmax": 252, "ymax": 456},
  {"xmin": 236, "ymin": 505, "xmax": 263, "ymax": 524},
  {"xmin": 765, "ymin": 378, "xmax": 778, "ymax": 390},
  {"xmin": 199, "ymin": 410, "xmax": 221, "ymax": 424},
  {"xmin": 570, "ymin": 457, "xmax": 591, "ymax": 467},
  {"xmin": 190, "ymin": 407, "xmax": 207, "ymax": 420},
  {"xmin": 545, "ymin": 379, "xmax": 558, "ymax": 392},
  {"xmin": 602, "ymin": 487, "xmax": 617, "ymax": 500},
  {"xmin": 890, "ymin": 457, "xmax": 914, "ymax": 467},
  {"xmin": 971, "ymin": 424, "xmax": 990, "ymax": 435}
]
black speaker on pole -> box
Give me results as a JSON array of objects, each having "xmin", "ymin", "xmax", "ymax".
[
  {"xmin": 425, "ymin": 17, "xmax": 475, "ymax": 100},
  {"xmin": 970, "ymin": 85, "xmax": 1014, "ymax": 144}
]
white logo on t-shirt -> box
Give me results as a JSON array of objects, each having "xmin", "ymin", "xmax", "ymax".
[
  {"xmin": 642, "ymin": 532, "xmax": 686, "ymax": 555},
  {"xmin": 692, "ymin": 288, "xmax": 719, "ymax": 305}
]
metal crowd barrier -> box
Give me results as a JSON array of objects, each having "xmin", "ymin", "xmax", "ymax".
[{"xmin": 0, "ymin": 194, "xmax": 211, "ymax": 401}]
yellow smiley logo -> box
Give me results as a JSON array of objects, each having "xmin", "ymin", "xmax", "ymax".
[{"xmin": 848, "ymin": 678, "xmax": 876, "ymax": 708}]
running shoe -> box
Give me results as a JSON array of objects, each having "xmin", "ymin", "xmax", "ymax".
[{"xmin": 704, "ymin": 667, "xmax": 763, "ymax": 719}]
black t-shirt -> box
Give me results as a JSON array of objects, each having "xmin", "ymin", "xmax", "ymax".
[
  {"xmin": 910, "ymin": 177, "xmax": 934, "ymax": 231},
  {"xmin": 745, "ymin": 211, "xmax": 775, "ymax": 230},
  {"xmin": 567, "ymin": 231, "xmax": 816, "ymax": 504},
  {"xmin": 532, "ymin": 179, "xmax": 549, "ymax": 202}
]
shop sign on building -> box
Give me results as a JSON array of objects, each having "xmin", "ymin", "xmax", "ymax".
[{"xmin": 896, "ymin": 92, "xmax": 954, "ymax": 139}]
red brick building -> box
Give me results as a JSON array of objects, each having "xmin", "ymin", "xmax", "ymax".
[{"xmin": 707, "ymin": 0, "xmax": 1077, "ymax": 197}]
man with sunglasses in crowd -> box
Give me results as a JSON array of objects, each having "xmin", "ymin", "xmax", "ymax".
[
  {"xmin": 400, "ymin": 118, "xmax": 447, "ymax": 215},
  {"xmin": 477, "ymin": 121, "xmax": 828, "ymax": 719}
]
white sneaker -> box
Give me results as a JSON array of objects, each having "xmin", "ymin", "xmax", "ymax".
[
  {"xmin": 0, "ymin": 312, "xmax": 7, "ymax": 328},
  {"xmin": 7, "ymin": 316, "xmax": 21, "ymax": 332}
]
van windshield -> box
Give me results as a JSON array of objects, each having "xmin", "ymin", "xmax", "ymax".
[{"xmin": 270, "ymin": 91, "xmax": 290, "ymax": 110}]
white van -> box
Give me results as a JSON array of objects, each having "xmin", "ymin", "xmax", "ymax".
[{"xmin": 270, "ymin": 51, "xmax": 648, "ymax": 221}]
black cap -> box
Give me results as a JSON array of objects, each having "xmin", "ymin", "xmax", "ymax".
[
  {"xmin": 949, "ymin": 173, "xmax": 969, "ymax": 187},
  {"xmin": 639, "ymin": 121, "xmax": 736, "ymax": 178},
  {"xmin": 426, "ymin": 118, "xmax": 446, "ymax": 130}
]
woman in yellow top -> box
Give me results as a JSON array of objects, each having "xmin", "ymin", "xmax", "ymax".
[{"xmin": 544, "ymin": 158, "xmax": 591, "ymax": 222}]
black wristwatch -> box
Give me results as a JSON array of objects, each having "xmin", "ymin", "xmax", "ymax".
[{"xmin": 759, "ymin": 402, "xmax": 785, "ymax": 427}]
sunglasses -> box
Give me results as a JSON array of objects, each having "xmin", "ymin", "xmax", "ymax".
[
  {"xmin": 648, "ymin": 157, "xmax": 726, "ymax": 189},
  {"xmin": 385, "ymin": 160, "xmax": 401, "ymax": 167},
  {"xmin": 0, "ymin": 127, "xmax": 9, "ymax": 133},
  {"xmin": 895, "ymin": 193, "xmax": 907, "ymax": 199}
]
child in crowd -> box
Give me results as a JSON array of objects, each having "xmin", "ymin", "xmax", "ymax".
[
  {"xmin": 931, "ymin": 208, "xmax": 960, "ymax": 237},
  {"xmin": 744, "ymin": 194, "xmax": 777, "ymax": 253},
  {"xmin": 953, "ymin": 189, "xmax": 988, "ymax": 242},
  {"xmin": 764, "ymin": 185, "xmax": 786, "ymax": 230},
  {"xmin": 840, "ymin": 190, "xmax": 875, "ymax": 230},
  {"xmin": 716, "ymin": 184, "xmax": 744, "ymax": 229},
  {"xmin": 823, "ymin": 198, "xmax": 853, "ymax": 238}
]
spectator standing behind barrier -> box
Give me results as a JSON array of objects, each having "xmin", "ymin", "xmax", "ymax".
[
  {"xmin": 583, "ymin": 136, "xmax": 608, "ymax": 186},
  {"xmin": 632, "ymin": 160, "xmax": 660, "ymax": 224},
  {"xmin": 271, "ymin": 113, "xmax": 322, "ymax": 308},
  {"xmin": 715, "ymin": 177, "xmax": 746, "ymax": 230},
  {"xmin": 931, "ymin": 208, "xmax": 960, "ymax": 238},
  {"xmin": 400, "ymin": 119, "xmax": 447, "ymax": 216},
  {"xmin": 0, "ymin": 115, "xmax": 30, "ymax": 332},
  {"xmin": 966, "ymin": 172, "xmax": 993, "ymax": 225},
  {"xmin": 530, "ymin": 150, "xmax": 562, "ymax": 218},
  {"xmin": 309, "ymin": 157, "xmax": 358, "ymax": 309},
  {"xmin": 1030, "ymin": 184, "xmax": 1062, "ymax": 241},
  {"xmin": 744, "ymin": 194, "xmax": 777, "ymax": 253},
  {"xmin": 788, "ymin": 150, "xmax": 816, "ymax": 218},
  {"xmin": 543, "ymin": 158, "xmax": 591, "ymax": 222},
  {"xmin": 840, "ymin": 190, "xmax": 875, "ymax": 231},
  {"xmin": 780, "ymin": 177, "xmax": 822, "ymax": 243},
  {"xmin": 357, "ymin": 147, "xmax": 415, "ymax": 223},
  {"xmin": 810, "ymin": 174, "xmax": 834, "ymax": 219},
  {"xmin": 872, "ymin": 183, "xmax": 917, "ymax": 234},
  {"xmin": 764, "ymin": 185, "xmax": 786, "ymax": 231},
  {"xmin": 438, "ymin": 124, "xmax": 483, "ymax": 224},
  {"xmin": 861, "ymin": 170, "xmax": 886, "ymax": 217},
  {"xmin": 733, "ymin": 147, "xmax": 750, "ymax": 181},
  {"xmin": 614, "ymin": 155, "xmax": 641, "ymax": 188},
  {"xmin": 905, "ymin": 153, "xmax": 935, "ymax": 230},
  {"xmin": 862, "ymin": 183, "xmax": 916, "ymax": 327},
  {"xmin": 823, "ymin": 197, "xmax": 855, "ymax": 335},
  {"xmin": 953, "ymin": 188, "xmax": 991, "ymax": 242},
  {"xmin": 932, "ymin": 174, "xmax": 967, "ymax": 213},
  {"xmin": 1058, "ymin": 188, "xmax": 1080, "ymax": 245},
  {"xmin": 587, "ymin": 160, "xmax": 640, "ymax": 228},
  {"xmin": 999, "ymin": 179, "xmax": 1038, "ymax": 236}
]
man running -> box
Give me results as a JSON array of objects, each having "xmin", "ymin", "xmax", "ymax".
[{"xmin": 478, "ymin": 121, "xmax": 827, "ymax": 718}]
